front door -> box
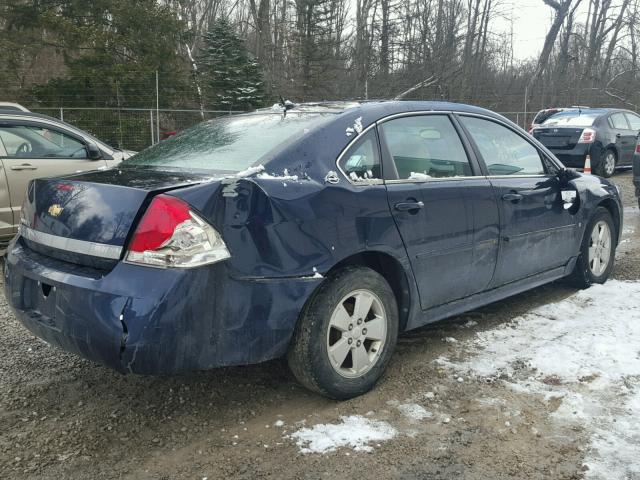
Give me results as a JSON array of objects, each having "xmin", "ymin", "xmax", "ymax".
[
  {"xmin": 0, "ymin": 122, "xmax": 107, "ymax": 231},
  {"xmin": 458, "ymin": 115, "xmax": 579, "ymax": 286},
  {"xmin": 379, "ymin": 114, "xmax": 499, "ymax": 309}
]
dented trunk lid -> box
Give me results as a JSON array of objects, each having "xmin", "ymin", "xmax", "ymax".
[{"xmin": 20, "ymin": 167, "xmax": 221, "ymax": 268}]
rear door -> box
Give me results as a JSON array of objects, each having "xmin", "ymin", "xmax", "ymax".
[
  {"xmin": 379, "ymin": 113, "xmax": 500, "ymax": 310},
  {"xmin": 458, "ymin": 115, "xmax": 579, "ymax": 286},
  {"xmin": 609, "ymin": 112, "xmax": 635, "ymax": 163},
  {"xmin": 0, "ymin": 121, "xmax": 108, "ymax": 231},
  {"xmin": 624, "ymin": 113, "xmax": 640, "ymax": 165}
]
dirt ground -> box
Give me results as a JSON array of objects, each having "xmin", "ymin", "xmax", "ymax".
[{"xmin": 1, "ymin": 171, "xmax": 638, "ymax": 480}]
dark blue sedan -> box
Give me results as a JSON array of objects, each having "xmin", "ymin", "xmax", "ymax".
[{"xmin": 4, "ymin": 101, "xmax": 623, "ymax": 399}]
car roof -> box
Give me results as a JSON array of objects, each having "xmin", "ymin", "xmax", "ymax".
[
  {"xmin": 255, "ymin": 100, "xmax": 508, "ymax": 121},
  {"xmin": 0, "ymin": 102, "xmax": 29, "ymax": 112},
  {"xmin": 548, "ymin": 108, "xmax": 626, "ymax": 117},
  {"xmin": 0, "ymin": 109, "xmax": 67, "ymax": 122}
]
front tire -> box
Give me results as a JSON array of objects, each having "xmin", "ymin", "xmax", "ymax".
[
  {"xmin": 566, "ymin": 207, "xmax": 616, "ymax": 288},
  {"xmin": 288, "ymin": 266, "xmax": 399, "ymax": 400},
  {"xmin": 597, "ymin": 149, "xmax": 617, "ymax": 178}
]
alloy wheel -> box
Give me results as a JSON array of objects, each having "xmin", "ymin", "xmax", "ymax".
[
  {"xmin": 603, "ymin": 153, "xmax": 616, "ymax": 176},
  {"xmin": 588, "ymin": 220, "xmax": 612, "ymax": 276},
  {"xmin": 326, "ymin": 289, "xmax": 387, "ymax": 378}
]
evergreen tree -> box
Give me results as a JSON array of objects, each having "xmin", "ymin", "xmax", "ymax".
[
  {"xmin": 2, "ymin": 0, "xmax": 190, "ymax": 109},
  {"xmin": 199, "ymin": 19, "xmax": 265, "ymax": 110}
]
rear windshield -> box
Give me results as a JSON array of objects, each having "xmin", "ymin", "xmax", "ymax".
[
  {"xmin": 533, "ymin": 109, "xmax": 561, "ymax": 125},
  {"xmin": 541, "ymin": 112, "xmax": 600, "ymax": 127},
  {"xmin": 124, "ymin": 112, "xmax": 332, "ymax": 172}
]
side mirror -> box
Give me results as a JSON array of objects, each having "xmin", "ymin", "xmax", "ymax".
[
  {"xmin": 561, "ymin": 190, "xmax": 577, "ymax": 210},
  {"xmin": 86, "ymin": 143, "xmax": 102, "ymax": 160}
]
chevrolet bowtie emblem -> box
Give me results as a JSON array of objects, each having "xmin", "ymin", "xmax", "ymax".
[{"xmin": 48, "ymin": 204, "xmax": 64, "ymax": 217}]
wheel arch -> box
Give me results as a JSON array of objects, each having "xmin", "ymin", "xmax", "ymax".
[
  {"xmin": 325, "ymin": 251, "xmax": 413, "ymax": 332},
  {"xmin": 602, "ymin": 144, "xmax": 618, "ymax": 160},
  {"xmin": 597, "ymin": 197, "xmax": 622, "ymax": 243}
]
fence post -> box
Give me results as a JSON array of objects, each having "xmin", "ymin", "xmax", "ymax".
[
  {"xmin": 59, "ymin": 108, "xmax": 64, "ymax": 122},
  {"xmin": 150, "ymin": 109, "xmax": 155, "ymax": 145}
]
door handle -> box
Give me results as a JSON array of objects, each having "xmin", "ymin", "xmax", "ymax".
[
  {"xmin": 502, "ymin": 193, "xmax": 523, "ymax": 203},
  {"xmin": 616, "ymin": 133, "xmax": 622, "ymax": 138},
  {"xmin": 10, "ymin": 164, "xmax": 37, "ymax": 171},
  {"xmin": 394, "ymin": 201, "xmax": 424, "ymax": 212}
]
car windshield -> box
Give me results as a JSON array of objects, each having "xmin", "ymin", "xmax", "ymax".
[
  {"xmin": 542, "ymin": 112, "xmax": 600, "ymax": 127},
  {"xmin": 124, "ymin": 112, "xmax": 333, "ymax": 173}
]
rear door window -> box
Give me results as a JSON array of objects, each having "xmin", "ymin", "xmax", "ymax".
[
  {"xmin": 339, "ymin": 130, "xmax": 381, "ymax": 181},
  {"xmin": 624, "ymin": 113, "xmax": 640, "ymax": 131},
  {"xmin": 379, "ymin": 115, "xmax": 473, "ymax": 180},
  {"xmin": 460, "ymin": 116, "xmax": 545, "ymax": 176},
  {"xmin": 610, "ymin": 113, "xmax": 630, "ymax": 130}
]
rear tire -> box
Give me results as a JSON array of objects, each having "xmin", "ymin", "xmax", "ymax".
[
  {"xmin": 597, "ymin": 149, "xmax": 616, "ymax": 178},
  {"xmin": 287, "ymin": 266, "xmax": 399, "ymax": 400},
  {"xmin": 566, "ymin": 207, "xmax": 616, "ymax": 288}
]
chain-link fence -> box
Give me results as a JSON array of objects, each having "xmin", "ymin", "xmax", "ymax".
[
  {"xmin": 29, "ymin": 107, "xmax": 242, "ymax": 152},
  {"xmin": 25, "ymin": 106, "xmax": 535, "ymax": 152}
]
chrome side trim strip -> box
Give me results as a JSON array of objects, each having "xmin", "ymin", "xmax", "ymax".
[{"xmin": 19, "ymin": 225, "xmax": 122, "ymax": 260}]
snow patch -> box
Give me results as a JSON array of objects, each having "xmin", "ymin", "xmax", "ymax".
[
  {"xmin": 439, "ymin": 280, "xmax": 640, "ymax": 479},
  {"xmin": 349, "ymin": 170, "xmax": 378, "ymax": 182},
  {"xmin": 231, "ymin": 164, "xmax": 265, "ymax": 178},
  {"xmin": 345, "ymin": 116, "xmax": 363, "ymax": 137},
  {"xmin": 408, "ymin": 172, "xmax": 432, "ymax": 181},
  {"xmin": 302, "ymin": 267, "xmax": 324, "ymax": 279},
  {"xmin": 289, "ymin": 415, "xmax": 397, "ymax": 454},
  {"xmin": 395, "ymin": 403, "xmax": 433, "ymax": 422},
  {"xmin": 256, "ymin": 168, "xmax": 299, "ymax": 181}
]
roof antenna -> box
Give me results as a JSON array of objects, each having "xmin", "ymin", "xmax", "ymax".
[{"xmin": 279, "ymin": 96, "xmax": 295, "ymax": 118}]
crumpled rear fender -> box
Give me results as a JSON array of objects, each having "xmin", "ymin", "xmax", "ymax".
[{"xmin": 170, "ymin": 176, "xmax": 411, "ymax": 281}]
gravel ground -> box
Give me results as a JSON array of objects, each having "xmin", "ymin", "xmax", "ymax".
[{"xmin": 1, "ymin": 171, "xmax": 638, "ymax": 480}]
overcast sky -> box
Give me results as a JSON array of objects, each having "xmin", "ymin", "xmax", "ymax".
[{"xmin": 495, "ymin": 0, "xmax": 579, "ymax": 61}]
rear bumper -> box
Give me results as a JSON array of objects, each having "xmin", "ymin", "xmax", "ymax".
[
  {"xmin": 549, "ymin": 144, "xmax": 604, "ymax": 169},
  {"xmin": 4, "ymin": 238, "xmax": 321, "ymax": 374}
]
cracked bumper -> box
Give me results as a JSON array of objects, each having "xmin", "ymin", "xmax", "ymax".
[{"xmin": 4, "ymin": 238, "xmax": 321, "ymax": 374}]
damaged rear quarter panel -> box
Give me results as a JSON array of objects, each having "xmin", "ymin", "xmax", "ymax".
[{"xmin": 171, "ymin": 171, "xmax": 408, "ymax": 281}]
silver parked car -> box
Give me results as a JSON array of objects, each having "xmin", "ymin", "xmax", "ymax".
[{"xmin": 0, "ymin": 110, "xmax": 134, "ymax": 246}]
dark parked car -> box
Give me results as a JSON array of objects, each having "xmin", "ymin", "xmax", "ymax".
[
  {"xmin": 4, "ymin": 101, "xmax": 623, "ymax": 399},
  {"xmin": 532, "ymin": 108, "xmax": 640, "ymax": 178}
]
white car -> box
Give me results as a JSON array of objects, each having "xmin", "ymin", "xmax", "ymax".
[{"xmin": 0, "ymin": 102, "xmax": 30, "ymax": 112}]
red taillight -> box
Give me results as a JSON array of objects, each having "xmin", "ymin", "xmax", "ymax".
[
  {"xmin": 636, "ymin": 141, "xmax": 640, "ymax": 155},
  {"xmin": 129, "ymin": 195, "xmax": 191, "ymax": 253},
  {"xmin": 126, "ymin": 194, "xmax": 230, "ymax": 268},
  {"xmin": 578, "ymin": 128, "xmax": 596, "ymax": 144}
]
